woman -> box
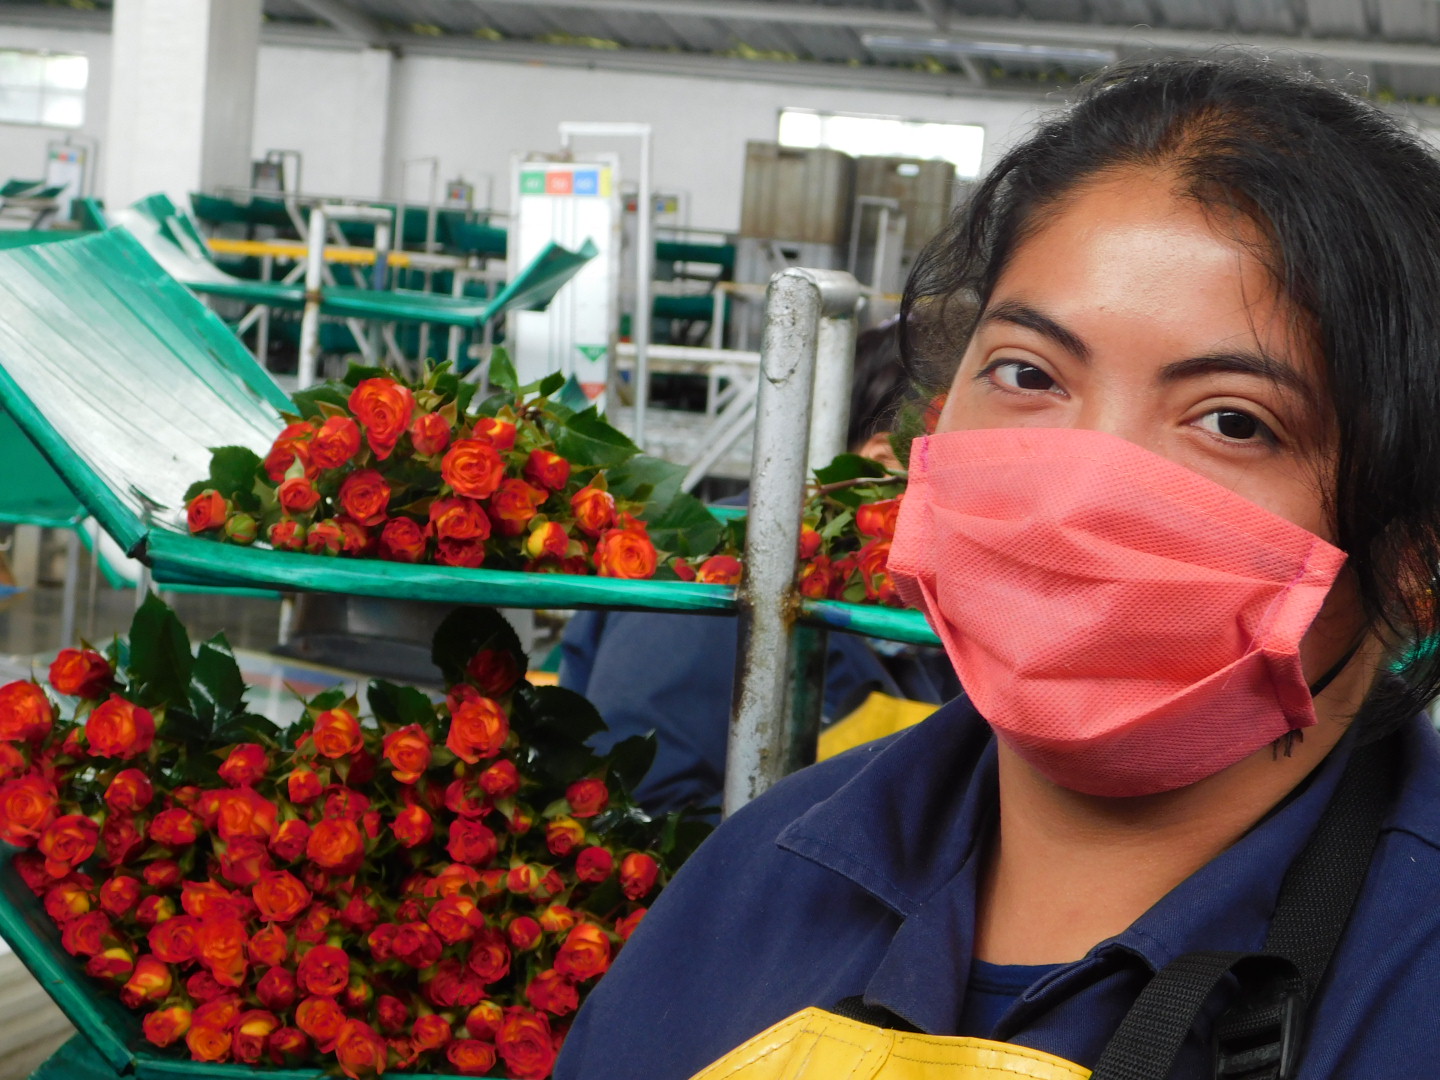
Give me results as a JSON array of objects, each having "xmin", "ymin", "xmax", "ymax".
[{"xmin": 554, "ymin": 56, "xmax": 1440, "ymax": 1079}]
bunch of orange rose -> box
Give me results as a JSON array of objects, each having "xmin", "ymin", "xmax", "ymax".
[
  {"xmin": 0, "ymin": 598, "xmax": 708, "ymax": 1078},
  {"xmin": 183, "ymin": 354, "xmax": 725, "ymax": 580}
]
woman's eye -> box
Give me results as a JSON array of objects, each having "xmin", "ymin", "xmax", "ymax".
[
  {"xmin": 990, "ymin": 361, "xmax": 1059, "ymax": 392},
  {"xmin": 1196, "ymin": 409, "xmax": 1275, "ymax": 444}
]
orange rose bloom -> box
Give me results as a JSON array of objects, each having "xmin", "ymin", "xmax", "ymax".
[
  {"xmin": 0, "ymin": 680, "xmax": 52, "ymax": 742},
  {"xmin": 488, "ymin": 478, "xmax": 547, "ymax": 537},
  {"xmin": 858, "ymin": 539, "xmax": 896, "ymax": 603},
  {"xmin": 496, "ymin": 1008, "xmax": 556, "ymax": 1080},
  {"xmin": 446, "ymin": 697, "xmax": 509, "ymax": 764},
  {"xmin": 216, "ymin": 787, "xmax": 278, "ymax": 842},
  {"xmin": 277, "ymin": 476, "xmax": 321, "ymax": 515},
  {"xmin": 447, "ymin": 1038, "xmax": 498, "ymax": 1076},
  {"xmin": 233, "ymin": 1009, "xmax": 280, "ymax": 1064},
  {"xmin": 856, "ymin": 495, "xmax": 902, "ymax": 540},
  {"xmin": 268, "ymin": 519, "xmax": 305, "ymax": 551},
  {"xmin": 429, "ymin": 496, "xmax": 491, "ymax": 541},
  {"xmin": 334, "ymin": 1018, "xmax": 388, "ymax": 1080},
  {"xmin": 306, "ymin": 817, "xmax": 365, "ymax": 874},
  {"xmin": 620, "ymin": 851, "xmax": 660, "ymax": 900},
  {"xmin": 288, "ymin": 767, "xmax": 323, "ymax": 804},
  {"xmin": 466, "ymin": 926, "xmax": 511, "ymax": 985},
  {"xmin": 195, "ymin": 916, "xmax": 249, "ymax": 987},
  {"xmin": 523, "ymin": 448, "xmax": 571, "ymax": 491},
  {"xmin": 525, "ymin": 967, "xmax": 579, "ymax": 1016},
  {"xmin": 143, "ymin": 1005, "xmax": 191, "ymax": 1049},
  {"xmin": 253, "ymin": 869, "xmax": 312, "ymax": 923},
  {"xmin": 575, "ymin": 846, "xmax": 613, "ymax": 884},
  {"xmin": 525, "ymin": 521, "xmax": 569, "ymax": 562},
  {"xmin": 38, "ymin": 813, "xmax": 99, "ymax": 876},
  {"xmin": 187, "ymin": 996, "xmax": 240, "ymax": 1062},
  {"xmin": 312, "ymin": 707, "xmax": 363, "ymax": 758},
  {"xmin": 410, "ymin": 411, "xmax": 451, "ymax": 456},
  {"xmin": 615, "ymin": 906, "xmax": 647, "ymax": 940},
  {"xmin": 378, "ymin": 517, "xmax": 429, "ymax": 563},
  {"xmin": 570, "ymin": 485, "xmax": 616, "ymax": 537},
  {"xmin": 798, "ymin": 523, "xmax": 822, "ymax": 559},
  {"xmin": 187, "ymin": 489, "xmax": 229, "ymax": 533},
  {"xmin": 391, "ymin": 805, "xmax": 433, "ymax": 848},
  {"xmin": 309, "ymin": 415, "xmax": 362, "ymax": 470},
  {"xmin": 545, "ymin": 817, "xmax": 586, "ymax": 858},
  {"xmin": 447, "ymin": 819, "xmax": 498, "ymax": 867},
  {"xmin": 98, "ymin": 875, "xmax": 140, "ymax": 917},
  {"xmin": 554, "ymin": 922, "xmax": 612, "ymax": 981},
  {"xmin": 595, "ymin": 527, "xmax": 658, "ymax": 579},
  {"xmin": 0, "ymin": 774, "xmax": 58, "ymax": 846},
  {"xmin": 264, "ymin": 421, "xmax": 315, "ymax": 483},
  {"xmin": 85, "ymin": 694, "xmax": 155, "ymax": 759},
  {"xmin": 442, "ymin": 438, "xmax": 506, "ymax": 499},
  {"xmin": 427, "ymin": 894, "xmax": 482, "ymax": 944},
  {"xmin": 565, "ymin": 778, "xmax": 609, "ymax": 819},
  {"xmin": 798, "ymin": 555, "xmax": 834, "ymax": 600},
  {"xmin": 412, "ymin": 1013, "xmax": 451, "ymax": 1050},
  {"xmin": 297, "ymin": 943, "xmax": 350, "ymax": 998},
  {"xmin": 120, "ymin": 954, "xmax": 173, "ymax": 1007},
  {"xmin": 338, "ymin": 468, "xmax": 391, "ymax": 527},
  {"xmin": 383, "ymin": 724, "xmax": 432, "ymax": 784},
  {"xmin": 297, "ymin": 994, "xmax": 347, "ymax": 1051},
  {"xmin": 304, "ymin": 518, "xmax": 345, "ymax": 556},
  {"xmin": 696, "ymin": 554, "xmax": 743, "ymax": 585},
  {"xmin": 473, "ymin": 417, "xmax": 517, "ymax": 450},
  {"xmin": 349, "ymin": 377, "xmax": 415, "ymax": 459},
  {"xmin": 217, "ymin": 743, "xmax": 268, "ymax": 788},
  {"xmin": 507, "ymin": 915, "xmax": 542, "ymax": 951},
  {"xmin": 48, "ymin": 648, "xmax": 112, "ymax": 699}
]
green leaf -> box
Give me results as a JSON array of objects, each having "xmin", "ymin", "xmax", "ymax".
[
  {"xmin": 661, "ymin": 812, "xmax": 715, "ymax": 865},
  {"xmin": 606, "ymin": 734, "xmax": 657, "ymax": 796},
  {"xmin": 213, "ymin": 713, "xmax": 283, "ymax": 747},
  {"xmin": 724, "ymin": 515, "xmax": 747, "ymax": 553},
  {"xmin": 523, "ymin": 684, "xmax": 606, "ymax": 745},
  {"xmin": 643, "ymin": 492, "xmax": 722, "ymax": 558},
  {"xmin": 189, "ymin": 635, "xmax": 246, "ymax": 725},
  {"xmin": 307, "ymin": 687, "xmax": 348, "ymax": 712},
  {"xmin": 341, "ymin": 365, "xmax": 389, "ymax": 388},
  {"xmin": 489, "ymin": 348, "xmax": 519, "ymax": 394},
  {"xmin": 813, "ymin": 453, "xmax": 890, "ymax": 487},
  {"xmin": 128, "ymin": 594, "xmax": 193, "ymax": 706},
  {"xmin": 431, "ymin": 607, "xmax": 526, "ymax": 686},
  {"xmin": 454, "ymin": 381, "xmax": 479, "ymax": 417},
  {"xmin": 820, "ymin": 508, "xmax": 854, "ymax": 541},
  {"xmin": 556, "ymin": 376, "xmax": 590, "ymax": 414},
  {"xmin": 207, "ymin": 446, "xmax": 263, "ymax": 501},
  {"xmin": 608, "ymin": 455, "xmax": 685, "ymax": 515},
  {"xmin": 368, "ymin": 680, "xmax": 438, "ymax": 730},
  {"xmin": 553, "ymin": 407, "xmax": 639, "ymax": 470}
]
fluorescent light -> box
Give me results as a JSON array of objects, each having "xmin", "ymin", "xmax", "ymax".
[{"xmin": 862, "ymin": 33, "xmax": 1117, "ymax": 66}]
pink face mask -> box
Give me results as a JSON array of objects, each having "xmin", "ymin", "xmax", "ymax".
[{"xmin": 889, "ymin": 427, "xmax": 1347, "ymax": 797}]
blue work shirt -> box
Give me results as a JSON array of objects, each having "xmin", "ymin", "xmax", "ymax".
[{"xmin": 555, "ymin": 696, "xmax": 1440, "ymax": 1079}]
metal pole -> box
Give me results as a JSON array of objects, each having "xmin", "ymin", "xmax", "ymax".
[
  {"xmin": 297, "ymin": 205, "xmax": 327, "ymax": 389},
  {"xmin": 257, "ymin": 253, "xmax": 274, "ymax": 367},
  {"xmin": 59, "ymin": 527, "xmax": 80, "ymax": 649},
  {"xmin": 723, "ymin": 267, "xmax": 860, "ymax": 816},
  {"xmin": 370, "ymin": 217, "xmax": 391, "ymax": 363},
  {"xmin": 807, "ymin": 310, "xmax": 857, "ymax": 472},
  {"xmin": 419, "ymin": 158, "xmax": 439, "ymax": 366},
  {"xmin": 634, "ymin": 129, "xmax": 654, "ymax": 450}
]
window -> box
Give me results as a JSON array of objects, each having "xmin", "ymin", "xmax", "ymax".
[
  {"xmin": 778, "ymin": 108, "xmax": 984, "ymax": 178},
  {"xmin": 0, "ymin": 50, "xmax": 87, "ymax": 128}
]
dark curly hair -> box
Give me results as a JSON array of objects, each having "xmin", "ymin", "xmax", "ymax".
[{"xmin": 901, "ymin": 54, "xmax": 1440, "ymax": 736}]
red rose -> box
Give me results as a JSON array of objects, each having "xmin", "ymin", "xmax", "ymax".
[
  {"xmin": 858, "ymin": 539, "xmax": 896, "ymax": 603},
  {"xmin": 525, "ymin": 520, "xmax": 569, "ymax": 562},
  {"xmin": 856, "ymin": 496, "xmax": 902, "ymax": 540},
  {"xmin": 479, "ymin": 758, "xmax": 520, "ymax": 798},
  {"xmin": 349, "ymin": 378, "xmax": 415, "ymax": 459},
  {"xmin": 526, "ymin": 967, "xmax": 579, "ymax": 1016},
  {"xmin": 506, "ymin": 864, "xmax": 541, "ymax": 895},
  {"xmin": 555, "ymin": 922, "xmax": 612, "ymax": 981},
  {"xmin": 182, "ymin": 879, "xmax": 249, "ymax": 920},
  {"xmin": 335, "ymin": 1019, "xmax": 388, "ymax": 1080},
  {"xmin": 338, "ymin": 468, "xmax": 391, "ymax": 527},
  {"xmin": 99, "ymin": 875, "xmax": 140, "ymax": 916},
  {"xmin": 297, "ymin": 943, "xmax": 349, "ymax": 998},
  {"xmin": 575, "ymin": 846, "xmax": 613, "ymax": 883},
  {"xmin": 392, "ymin": 921, "xmax": 444, "ymax": 968},
  {"xmin": 436, "ymin": 537, "xmax": 486, "ymax": 568},
  {"xmin": 277, "ymin": 476, "xmax": 321, "ymax": 514},
  {"xmin": 466, "ymin": 926, "xmax": 511, "ymax": 985},
  {"xmin": 446, "ymin": 696, "xmax": 509, "ymax": 763},
  {"xmin": 218, "ymin": 837, "xmax": 272, "ymax": 887},
  {"xmin": 382, "ymin": 724, "xmax": 432, "ymax": 783},
  {"xmin": 615, "ymin": 906, "xmax": 648, "ymax": 940},
  {"xmin": 309, "ymin": 415, "xmax": 362, "ymax": 470},
  {"xmin": 86, "ymin": 694, "xmax": 155, "ymax": 759},
  {"xmin": 268, "ymin": 1026, "xmax": 311, "ymax": 1066},
  {"xmin": 468, "ymin": 650, "xmax": 521, "ymax": 697},
  {"xmin": 270, "ymin": 818, "xmax": 311, "ymax": 861},
  {"xmin": 336, "ymin": 516, "xmax": 372, "ymax": 555},
  {"xmin": 376, "ymin": 994, "xmax": 409, "ymax": 1034},
  {"xmin": 187, "ymin": 995, "xmax": 241, "ymax": 1062},
  {"xmin": 143, "ymin": 1004, "xmax": 192, "ymax": 1048},
  {"xmin": 696, "ymin": 554, "xmax": 743, "ymax": 585},
  {"xmin": 39, "ymin": 813, "xmax": 99, "ymax": 876},
  {"xmin": 447, "ymin": 1039, "xmax": 498, "ymax": 1076},
  {"xmin": 305, "ymin": 518, "xmax": 345, "ymax": 555},
  {"xmin": 234, "ymin": 1009, "xmax": 280, "ymax": 1065},
  {"xmin": 248, "ymin": 922, "xmax": 288, "ymax": 967},
  {"xmin": 48, "ymin": 649, "xmax": 113, "ymax": 699},
  {"xmin": 339, "ymin": 894, "xmax": 380, "ymax": 933},
  {"xmin": 135, "ymin": 894, "xmax": 173, "ymax": 926},
  {"xmin": 798, "ymin": 555, "xmax": 834, "ymax": 599},
  {"xmin": 570, "ymin": 485, "xmax": 615, "ymax": 538},
  {"xmin": 312, "ymin": 707, "xmax": 362, "ymax": 758},
  {"xmin": 496, "ymin": 1007, "xmax": 556, "ymax": 1080},
  {"xmin": 447, "ymin": 818, "xmax": 499, "ymax": 866},
  {"xmin": 546, "ymin": 817, "xmax": 586, "ymax": 858},
  {"xmin": 442, "ymin": 438, "xmax": 506, "ymax": 499},
  {"xmin": 187, "ymin": 969, "xmax": 230, "ymax": 1003},
  {"xmin": 268, "ymin": 519, "xmax": 306, "ymax": 551},
  {"xmin": 216, "ymin": 743, "xmax": 267, "ymax": 788},
  {"xmin": 0, "ymin": 680, "xmax": 53, "ymax": 742},
  {"xmin": 379, "ymin": 517, "xmax": 429, "ymax": 562},
  {"xmin": 288, "ymin": 767, "xmax": 323, "ymax": 804},
  {"xmin": 566, "ymin": 777, "xmax": 610, "ymax": 819},
  {"xmin": 410, "ymin": 411, "xmax": 451, "ymax": 456},
  {"xmin": 620, "ymin": 851, "xmax": 660, "ymax": 900},
  {"xmin": 392, "ymin": 804, "xmax": 434, "ymax": 848},
  {"xmin": 195, "ymin": 916, "xmax": 249, "ymax": 987},
  {"xmin": 256, "ymin": 965, "xmax": 300, "ymax": 1012},
  {"xmin": 489, "ymin": 478, "xmax": 547, "ymax": 537},
  {"xmin": 595, "ymin": 524, "xmax": 658, "ymax": 580},
  {"xmin": 216, "ymin": 787, "xmax": 278, "ymax": 843},
  {"xmin": 798, "ymin": 523, "xmax": 822, "ymax": 559},
  {"xmin": 0, "ymin": 774, "xmax": 58, "ymax": 846},
  {"xmin": 296, "ymin": 994, "xmax": 346, "ymax": 1052},
  {"xmin": 429, "ymin": 495, "xmax": 492, "ymax": 542},
  {"xmin": 264, "ymin": 423, "xmax": 314, "ymax": 483},
  {"xmin": 253, "ymin": 869, "xmax": 311, "ymax": 923},
  {"xmin": 473, "ymin": 416, "xmax": 517, "ymax": 450},
  {"xmin": 508, "ymin": 915, "xmax": 542, "ymax": 951},
  {"xmin": 121, "ymin": 954, "xmax": 173, "ymax": 1007},
  {"xmin": 465, "ymin": 999, "xmax": 504, "ymax": 1040},
  {"xmin": 45, "ymin": 877, "xmax": 92, "ymax": 921},
  {"xmin": 306, "ymin": 817, "xmax": 365, "ymax": 874},
  {"xmin": 411, "ymin": 1013, "xmax": 451, "ymax": 1051},
  {"xmin": 187, "ymin": 490, "xmax": 229, "ymax": 533},
  {"xmin": 0, "ymin": 743, "xmax": 25, "ymax": 781},
  {"xmin": 143, "ymin": 859, "xmax": 182, "ymax": 888},
  {"xmin": 102, "ymin": 769, "xmax": 153, "ymax": 814},
  {"xmin": 62, "ymin": 910, "xmax": 112, "ymax": 956},
  {"xmin": 524, "ymin": 448, "xmax": 571, "ymax": 491}
]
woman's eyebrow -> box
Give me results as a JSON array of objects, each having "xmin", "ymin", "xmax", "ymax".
[
  {"xmin": 1160, "ymin": 353, "xmax": 1315, "ymax": 402},
  {"xmin": 981, "ymin": 300, "xmax": 1092, "ymax": 362}
]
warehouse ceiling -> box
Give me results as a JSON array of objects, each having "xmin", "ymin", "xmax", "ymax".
[{"xmin": 14, "ymin": 0, "xmax": 1440, "ymax": 102}]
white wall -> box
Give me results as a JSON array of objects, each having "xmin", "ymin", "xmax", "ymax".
[{"xmin": 0, "ymin": 23, "xmax": 111, "ymax": 195}]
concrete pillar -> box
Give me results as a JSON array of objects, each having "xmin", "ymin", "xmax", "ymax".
[{"xmin": 104, "ymin": 0, "xmax": 261, "ymax": 210}]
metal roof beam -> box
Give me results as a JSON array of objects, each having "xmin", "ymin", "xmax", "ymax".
[
  {"xmin": 914, "ymin": 0, "xmax": 952, "ymax": 32},
  {"xmin": 289, "ymin": 0, "xmax": 392, "ymax": 47}
]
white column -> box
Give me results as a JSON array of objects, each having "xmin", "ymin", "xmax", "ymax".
[{"xmin": 104, "ymin": 0, "xmax": 261, "ymax": 210}]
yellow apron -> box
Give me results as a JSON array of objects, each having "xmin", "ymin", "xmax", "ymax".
[{"xmin": 688, "ymin": 1007, "xmax": 1091, "ymax": 1080}]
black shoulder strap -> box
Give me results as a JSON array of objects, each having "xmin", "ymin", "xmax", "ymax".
[{"xmin": 1091, "ymin": 734, "xmax": 1399, "ymax": 1080}]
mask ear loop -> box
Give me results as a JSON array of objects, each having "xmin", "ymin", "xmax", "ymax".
[{"xmin": 1274, "ymin": 640, "xmax": 1367, "ymax": 759}]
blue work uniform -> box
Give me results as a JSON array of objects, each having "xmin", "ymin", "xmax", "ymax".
[
  {"xmin": 559, "ymin": 608, "xmax": 959, "ymax": 814},
  {"xmin": 554, "ymin": 696, "xmax": 1440, "ymax": 1080}
]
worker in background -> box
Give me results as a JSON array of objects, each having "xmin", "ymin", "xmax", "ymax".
[{"xmin": 558, "ymin": 321, "xmax": 960, "ymax": 816}]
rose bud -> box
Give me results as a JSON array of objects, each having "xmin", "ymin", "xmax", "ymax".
[
  {"xmin": 410, "ymin": 411, "xmax": 451, "ymax": 456},
  {"xmin": 466, "ymin": 926, "xmax": 511, "ymax": 986},
  {"xmin": 799, "ymin": 556, "xmax": 834, "ymax": 599},
  {"xmin": 0, "ymin": 774, "xmax": 58, "ymax": 846},
  {"xmin": 142, "ymin": 859, "xmax": 182, "ymax": 888},
  {"xmin": 472, "ymin": 416, "xmax": 517, "ymax": 450},
  {"xmin": 86, "ymin": 944, "xmax": 135, "ymax": 981},
  {"xmin": 429, "ymin": 495, "xmax": 492, "ymax": 542},
  {"xmin": 856, "ymin": 495, "xmax": 902, "ymax": 540},
  {"xmin": 187, "ymin": 489, "xmax": 229, "ymax": 533},
  {"xmin": 697, "ymin": 554, "xmax": 743, "ymax": 585},
  {"xmin": 335, "ymin": 1018, "xmax": 388, "ymax": 1080},
  {"xmin": 39, "ymin": 813, "xmax": 100, "ymax": 877},
  {"xmin": 267, "ymin": 1026, "xmax": 311, "ymax": 1066},
  {"xmin": 143, "ymin": 1004, "xmax": 192, "ymax": 1048},
  {"xmin": 435, "ymin": 537, "xmax": 485, "ymax": 568},
  {"xmin": 248, "ymin": 922, "xmax": 288, "ymax": 967},
  {"xmin": 575, "ymin": 846, "xmax": 614, "ymax": 883},
  {"xmin": 349, "ymin": 377, "xmax": 415, "ymax": 459},
  {"xmin": 135, "ymin": 894, "xmax": 173, "ymax": 927},
  {"xmin": 446, "ymin": 696, "xmax": 509, "ymax": 764},
  {"xmin": 523, "ymin": 448, "xmax": 571, "ymax": 491},
  {"xmin": 296, "ymin": 995, "xmax": 347, "ymax": 1052},
  {"xmin": 525, "ymin": 968, "xmax": 580, "ymax": 1016},
  {"xmin": 297, "ymin": 943, "xmax": 350, "ymax": 998},
  {"xmin": 267, "ymin": 519, "xmax": 305, "ymax": 551},
  {"xmin": 339, "ymin": 893, "xmax": 380, "ymax": 933},
  {"xmin": 555, "ymin": 922, "xmax": 612, "ymax": 982},
  {"xmin": 44, "ymin": 877, "xmax": 93, "ymax": 921},
  {"xmin": 428, "ymin": 894, "xmax": 483, "ymax": 944},
  {"xmin": 234, "ymin": 1009, "xmax": 280, "ymax": 1064},
  {"xmin": 255, "ymin": 964, "xmax": 298, "ymax": 1011},
  {"xmin": 595, "ymin": 525, "xmax": 659, "ymax": 579},
  {"xmin": 620, "ymin": 851, "xmax": 661, "ymax": 900},
  {"xmin": 393, "ymin": 921, "xmax": 444, "ymax": 969},
  {"xmin": 287, "ymin": 767, "xmax": 323, "ymax": 804},
  {"xmin": 48, "ymin": 648, "xmax": 113, "ymax": 700},
  {"xmin": 312, "ymin": 707, "xmax": 363, "ymax": 758},
  {"xmin": 223, "ymin": 512, "xmax": 258, "ymax": 545},
  {"xmin": 496, "ymin": 1008, "xmax": 556, "ymax": 1079},
  {"xmin": 505, "ymin": 864, "xmax": 541, "ymax": 896},
  {"xmin": 447, "ymin": 819, "xmax": 499, "ymax": 867},
  {"xmin": 464, "ymin": 999, "xmax": 504, "ymax": 1041},
  {"xmin": 391, "ymin": 804, "xmax": 434, "ymax": 848},
  {"xmin": 99, "ymin": 874, "xmax": 140, "ymax": 916},
  {"xmin": 0, "ymin": 742, "xmax": 26, "ymax": 782},
  {"xmin": 343, "ymin": 973, "xmax": 374, "ymax": 1012},
  {"xmin": 0, "ymin": 680, "xmax": 53, "ymax": 742},
  {"xmin": 214, "ymin": 743, "xmax": 267, "ymax": 788},
  {"xmin": 338, "ymin": 468, "xmax": 391, "ymax": 528},
  {"xmin": 545, "ymin": 817, "xmax": 586, "ymax": 858},
  {"xmin": 263, "ymin": 422, "xmax": 313, "ymax": 483},
  {"xmin": 86, "ymin": 695, "xmax": 155, "ymax": 759},
  {"xmin": 102, "ymin": 768, "xmax": 154, "ymax": 813},
  {"xmin": 412, "ymin": 1013, "xmax": 451, "ymax": 1051},
  {"xmin": 306, "ymin": 817, "xmax": 366, "ymax": 874},
  {"xmin": 304, "ymin": 519, "xmax": 345, "ymax": 556},
  {"xmin": 186, "ymin": 996, "xmax": 239, "ymax": 1062},
  {"xmin": 508, "ymin": 915, "xmax": 542, "ymax": 952},
  {"xmin": 61, "ymin": 910, "xmax": 111, "ymax": 957},
  {"xmin": 376, "ymin": 994, "xmax": 409, "ymax": 1035},
  {"xmin": 121, "ymin": 954, "xmax": 173, "ymax": 1007},
  {"xmin": 447, "ymin": 1038, "xmax": 498, "ymax": 1076},
  {"xmin": 336, "ymin": 516, "xmax": 371, "ymax": 555},
  {"xmin": 378, "ymin": 517, "xmax": 428, "ymax": 563},
  {"xmin": 441, "ymin": 437, "xmax": 506, "ymax": 500},
  {"xmin": 309, "ymin": 415, "xmax": 362, "ymax": 470},
  {"xmin": 253, "ymin": 868, "xmax": 312, "ymax": 923},
  {"xmin": 798, "ymin": 522, "xmax": 823, "ymax": 559},
  {"xmin": 525, "ymin": 520, "xmax": 569, "ymax": 562},
  {"xmin": 570, "ymin": 485, "xmax": 616, "ymax": 537},
  {"xmin": 216, "ymin": 787, "xmax": 278, "ymax": 843},
  {"xmin": 277, "ymin": 476, "xmax": 321, "ymax": 515},
  {"xmin": 489, "ymin": 478, "xmax": 547, "ymax": 537},
  {"xmin": 269, "ymin": 818, "xmax": 311, "ymax": 862},
  {"xmin": 367, "ymin": 922, "xmax": 399, "ymax": 962},
  {"xmin": 383, "ymin": 724, "xmax": 432, "ymax": 784},
  {"xmin": 478, "ymin": 758, "xmax": 520, "ymax": 798},
  {"xmin": 615, "ymin": 906, "xmax": 648, "ymax": 940},
  {"xmin": 565, "ymin": 777, "xmax": 610, "ymax": 819}
]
